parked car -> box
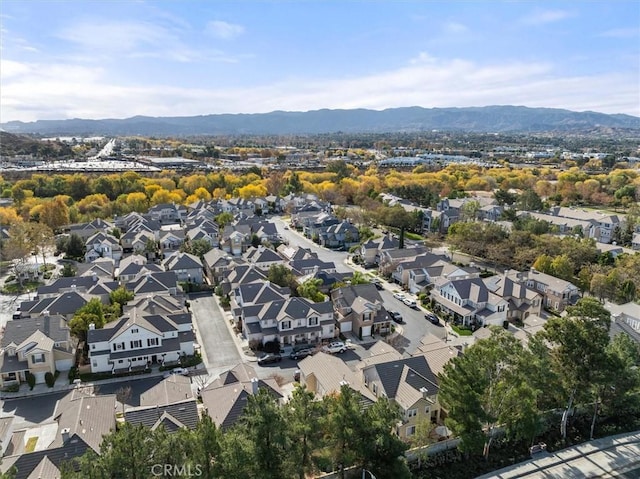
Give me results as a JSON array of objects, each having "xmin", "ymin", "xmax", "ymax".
[
  {"xmin": 403, "ymin": 297, "xmax": 418, "ymax": 309},
  {"xmin": 289, "ymin": 348, "xmax": 314, "ymax": 360},
  {"xmin": 163, "ymin": 367, "xmax": 189, "ymax": 378},
  {"xmin": 258, "ymin": 353, "xmax": 282, "ymax": 365},
  {"xmin": 389, "ymin": 311, "xmax": 403, "ymax": 323},
  {"xmin": 323, "ymin": 341, "xmax": 347, "ymax": 354},
  {"xmin": 371, "ymin": 278, "xmax": 384, "ymax": 290},
  {"xmin": 425, "ymin": 312, "xmax": 439, "ymax": 324},
  {"xmin": 393, "ymin": 292, "xmax": 406, "ymax": 301}
]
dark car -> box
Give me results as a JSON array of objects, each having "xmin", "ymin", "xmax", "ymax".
[
  {"xmin": 389, "ymin": 311, "xmax": 403, "ymax": 323},
  {"xmin": 289, "ymin": 348, "xmax": 314, "ymax": 360},
  {"xmin": 425, "ymin": 312, "xmax": 439, "ymax": 324},
  {"xmin": 257, "ymin": 353, "xmax": 282, "ymax": 365},
  {"xmin": 371, "ymin": 279, "xmax": 384, "ymax": 290}
]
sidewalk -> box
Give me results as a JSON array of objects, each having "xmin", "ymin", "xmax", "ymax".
[{"xmin": 216, "ymin": 296, "xmax": 258, "ymax": 363}]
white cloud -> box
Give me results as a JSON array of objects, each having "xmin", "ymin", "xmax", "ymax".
[
  {"xmin": 1, "ymin": 54, "xmax": 638, "ymax": 122},
  {"xmin": 443, "ymin": 22, "xmax": 468, "ymax": 34},
  {"xmin": 521, "ymin": 9, "xmax": 574, "ymax": 26},
  {"xmin": 207, "ymin": 20, "xmax": 245, "ymax": 40},
  {"xmin": 598, "ymin": 27, "xmax": 640, "ymax": 38}
]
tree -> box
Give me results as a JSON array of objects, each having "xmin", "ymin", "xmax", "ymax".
[
  {"xmin": 215, "ymin": 212, "xmax": 234, "ymax": 228},
  {"xmin": 516, "ymin": 189, "xmax": 543, "ymax": 211},
  {"xmin": 359, "ymin": 398, "xmax": 410, "ymax": 478},
  {"xmin": 181, "ymin": 238, "xmax": 213, "ymax": 259},
  {"xmin": 267, "ymin": 264, "xmax": 298, "ymax": 291},
  {"xmin": 347, "ymin": 271, "xmax": 370, "ymax": 285},
  {"xmin": 109, "ymin": 286, "xmax": 134, "ymax": 315},
  {"xmin": 542, "ymin": 298, "xmax": 611, "ymax": 442},
  {"xmin": 239, "ymin": 388, "xmax": 289, "ymax": 479},
  {"xmin": 26, "ymin": 223, "xmax": 54, "ymax": 268},
  {"xmin": 4, "ymin": 222, "xmax": 32, "ymax": 286},
  {"xmin": 69, "ymin": 298, "xmax": 107, "ymax": 345},
  {"xmin": 325, "ymin": 385, "xmax": 364, "ymax": 479},
  {"xmin": 297, "ymin": 278, "xmax": 325, "ymax": 302},
  {"xmin": 439, "ymin": 327, "xmax": 538, "ymax": 459},
  {"xmin": 64, "ymin": 233, "xmax": 85, "ymax": 260},
  {"xmin": 40, "ymin": 196, "xmax": 70, "ymax": 231},
  {"xmin": 191, "ymin": 414, "xmax": 223, "ymax": 479},
  {"xmin": 285, "ymin": 384, "xmax": 324, "ymax": 479}
]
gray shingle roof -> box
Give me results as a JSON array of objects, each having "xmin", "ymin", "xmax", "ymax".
[
  {"xmin": 125, "ymin": 399, "xmax": 199, "ymax": 430},
  {"xmin": 1, "ymin": 315, "xmax": 70, "ymax": 348}
]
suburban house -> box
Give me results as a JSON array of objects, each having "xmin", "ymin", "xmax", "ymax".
[
  {"xmin": 140, "ymin": 374, "xmax": 194, "ymax": 406},
  {"xmin": 147, "ymin": 203, "xmax": 183, "ymax": 224},
  {"xmin": 406, "ymin": 260, "xmax": 479, "ymax": 294},
  {"xmin": 359, "ymin": 235, "xmax": 399, "ymax": 267},
  {"xmin": 378, "ymin": 247, "xmax": 428, "ymax": 277},
  {"xmin": 120, "ymin": 228, "xmax": 157, "ymax": 255},
  {"xmin": 201, "ymin": 363, "xmax": 283, "ymax": 429},
  {"xmin": 244, "ymin": 246, "xmax": 285, "ymax": 270},
  {"xmin": 203, "ymin": 248, "xmax": 235, "ymax": 285},
  {"xmin": 289, "ymin": 258, "xmax": 337, "ymax": 277},
  {"xmin": 319, "ymin": 221, "xmax": 360, "ymax": 249},
  {"xmin": 486, "ymin": 272, "xmax": 543, "ymax": 321},
  {"xmin": 125, "ymin": 399, "xmax": 199, "ymax": 432},
  {"xmin": 84, "ymin": 231, "xmax": 123, "ymax": 263},
  {"xmin": 297, "ymin": 351, "xmax": 376, "ymax": 405},
  {"xmin": 0, "ymin": 314, "xmax": 75, "ymax": 386},
  {"xmin": 77, "ymin": 258, "xmax": 115, "ymax": 280},
  {"xmin": 220, "ymin": 226, "xmax": 251, "ymax": 256},
  {"xmin": 242, "ymin": 296, "xmax": 335, "ymax": 346},
  {"xmin": 118, "ymin": 254, "xmax": 163, "ymax": 283},
  {"xmin": 360, "ymin": 354, "xmax": 442, "ymax": 440},
  {"xmin": 68, "ymin": 218, "xmax": 114, "ymax": 240},
  {"xmin": 19, "ymin": 291, "xmax": 95, "ymax": 321},
  {"xmin": 162, "ymin": 252, "xmax": 204, "ymax": 285},
  {"xmin": 86, "ymin": 306, "xmax": 195, "ymax": 373},
  {"xmin": 515, "ymin": 269, "xmax": 580, "ymax": 312},
  {"xmin": 126, "ymin": 271, "xmax": 181, "ymax": 297},
  {"xmin": 220, "ymin": 265, "xmax": 268, "ymax": 296},
  {"xmin": 159, "ymin": 229, "xmax": 185, "ymax": 254},
  {"xmin": 431, "ymin": 277, "xmax": 509, "ymax": 328},
  {"xmin": 331, "ymin": 284, "xmax": 393, "ymax": 338},
  {"xmin": 390, "ymin": 252, "xmax": 451, "ymax": 288},
  {"xmin": 0, "ymin": 390, "xmax": 116, "ymax": 479},
  {"xmin": 549, "ymin": 206, "xmax": 625, "ymax": 244}
]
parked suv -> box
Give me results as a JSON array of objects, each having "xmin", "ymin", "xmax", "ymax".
[
  {"xmin": 389, "ymin": 311, "xmax": 403, "ymax": 323},
  {"xmin": 323, "ymin": 341, "xmax": 347, "ymax": 354},
  {"xmin": 403, "ymin": 297, "xmax": 418, "ymax": 309},
  {"xmin": 425, "ymin": 312, "xmax": 439, "ymax": 324}
]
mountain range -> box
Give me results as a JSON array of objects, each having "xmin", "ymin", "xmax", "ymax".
[{"xmin": 1, "ymin": 106, "xmax": 638, "ymax": 136}]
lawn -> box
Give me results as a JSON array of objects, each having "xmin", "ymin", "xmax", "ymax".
[
  {"xmin": 25, "ymin": 437, "xmax": 38, "ymax": 453},
  {"xmin": 451, "ymin": 324, "xmax": 473, "ymax": 336},
  {"xmin": 405, "ymin": 231, "xmax": 425, "ymax": 241}
]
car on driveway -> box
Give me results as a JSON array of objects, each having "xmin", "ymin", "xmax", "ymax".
[
  {"xmin": 425, "ymin": 312, "xmax": 440, "ymax": 324},
  {"xmin": 289, "ymin": 348, "xmax": 315, "ymax": 360},
  {"xmin": 323, "ymin": 341, "xmax": 347, "ymax": 354},
  {"xmin": 389, "ymin": 311, "xmax": 403, "ymax": 323},
  {"xmin": 258, "ymin": 353, "xmax": 282, "ymax": 365},
  {"xmin": 393, "ymin": 292, "xmax": 406, "ymax": 301}
]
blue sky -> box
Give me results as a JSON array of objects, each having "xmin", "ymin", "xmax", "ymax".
[{"xmin": 1, "ymin": 1, "xmax": 639, "ymax": 122}]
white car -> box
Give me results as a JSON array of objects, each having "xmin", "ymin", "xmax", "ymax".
[
  {"xmin": 403, "ymin": 298, "xmax": 418, "ymax": 309},
  {"xmin": 323, "ymin": 341, "xmax": 347, "ymax": 354},
  {"xmin": 164, "ymin": 367, "xmax": 189, "ymax": 378},
  {"xmin": 393, "ymin": 292, "xmax": 406, "ymax": 301}
]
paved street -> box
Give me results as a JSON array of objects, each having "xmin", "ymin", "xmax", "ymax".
[
  {"xmin": 271, "ymin": 217, "xmax": 352, "ymax": 273},
  {"xmin": 189, "ymin": 292, "xmax": 242, "ymax": 377},
  {"xmin": 2, "ymin": 392, "xmax": 67, "ymax": 428}
]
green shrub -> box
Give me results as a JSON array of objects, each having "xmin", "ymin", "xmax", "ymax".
[
  {"xmin": 25, "ymin": 371, "xmax": 36, "ymax": 390},
  {"xmin": 68, "ymin": 367, "xmax": 79, "ymax": 383},
  {"xmin": 45, "ymin": 372, "xmax": 55, "ymax": 387},
  {"xmin": 2, "ymin": 384, "xmax": 19, "ymax": 393}
]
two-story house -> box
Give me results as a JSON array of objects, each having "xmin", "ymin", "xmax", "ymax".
[
  {"xmin": 331, "ymin": 284, "xmax": 392, "ymax": 338},
  {"xmin": 162, "ymin": 252, "xmax": 204, "ymax": 285},
  {"xmin": 485, "ymin": 272, "xmax": 543, "ymax": 321},
  {"xmin": 87, "ymin": 307, "xmax": 195, "ymax": 373},
  {"xmin": 0, "ymin": 314, "xmax": 75, "ymax": 386},
  {"xmin": 432, "ymin": 277, "xmax": 508, "ymax": 327},
  {"xmin": 148, "ymin": 203, "xmax": 183, "ymax": 224},
  {"xmin": 517, "ymin": 269, "xmax": 580, "ymax": 312},
  {"xmin": 244, "ymin": 246, "xmax": 285, "ymax": 271},
  {"xmin": 242, "ymin": 296, "xmax": 334, "ymax": 346},
  {"xmin": 84, "ymin": 231, "xmax": 123, "ymax": 263},
  {"xmin": 359, "ymin": 235, "xmax": 399, "ymax": 267}
]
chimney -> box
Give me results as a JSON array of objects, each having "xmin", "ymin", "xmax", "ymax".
[
  {"xmin": 42, "ymin": 310, "xmax": 50, "ymax": 318},
  {"xmin": 251, "ymin": 377, "xmax": 259, "ymax": 395},
  {"xmin": 419, "ymin": 387, "xmax": 428, "ymax": 399},
  {"xmin": 88, "ymin": 323, "xmax": 95, "ymax": 330},
  {"xmin": 61, "ymin": 427, "xmax": 70, "ymax": 443},
  {"xmin": 92, "ymin": 272, "xmax": 97, "ymax": 282}
]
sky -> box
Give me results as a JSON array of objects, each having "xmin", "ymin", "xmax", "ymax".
[{"xmin": 1, "ymin": 0, "xmax": 639, "ymax": 122}]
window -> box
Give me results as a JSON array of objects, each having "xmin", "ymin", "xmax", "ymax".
[
  {"xmin": 130, "ymin": 340, "xmax": 142, "ymax": 349},
  {"xmin": 91, "ymin": 344, "xmax": 95, "ymax": 350},
  {"xmin": 407, "ymin": 408, "xmax": 417, "ymax": 418},
  {"xmin": 147, "ymin": 338, "xmax": 159, "ymax": 347},
  {"xmin": 425, "ymin": 406, "xmax": 430, "ymax": 414},
  {"xmin": 131, "ymin": 328, "xmax": 138, "ymax": 333},
  {"xmin": 118, "ymin": 360, "xmax": 123, "ymax": 364},
  {"xmin": 498, "ymin": 304, "xmax": 505, "ymax": 312},
  {"xmin": 114, "ymin": 343, "xmax": 124, "ymax": 351},
  {"xmin": 372, "ymin": 383, "xmax": 378, "ymax": 395},
  {"xmin": 92, "ymin": 361, "xmax": 97, "ymax": 367},
  {"xmin": 31, "ymin": 353, "xmax": 45, "ymax": 364},
  {"xmin": 281, "ymin": 320, "xmax": 292, "ymax": 331},
  {"xmin": 309, "ymin": 316, "xmax": 319, "ymax": 326},
  {"xmin": 406, "ymin": 425, "xmax": 416, "ymax": 436}
]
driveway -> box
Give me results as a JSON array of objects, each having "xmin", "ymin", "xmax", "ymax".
[{"xmin": 189, "ymin": 293, "xmax": 242, "ymax": 373}]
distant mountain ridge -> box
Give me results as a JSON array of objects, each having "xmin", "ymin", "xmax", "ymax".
[{"xmin": 2, "ymin": 106, "xmax": 638, "ymax": 136}]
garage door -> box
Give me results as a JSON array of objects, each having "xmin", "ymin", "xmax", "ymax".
[
  {"xmin": 341, "ymin": 322, "xmax": 352, "ymax": 333},
  {"xmin": 361, "ymin": 325, "xmax": 372, "ymax": 337},
  {"xmin": 55, "ymin": 359, "xmax": 74, "ymax": 371},
  {"xmin": 33, "ymin": 371, "xmax": 47, "ymax": 384}
]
